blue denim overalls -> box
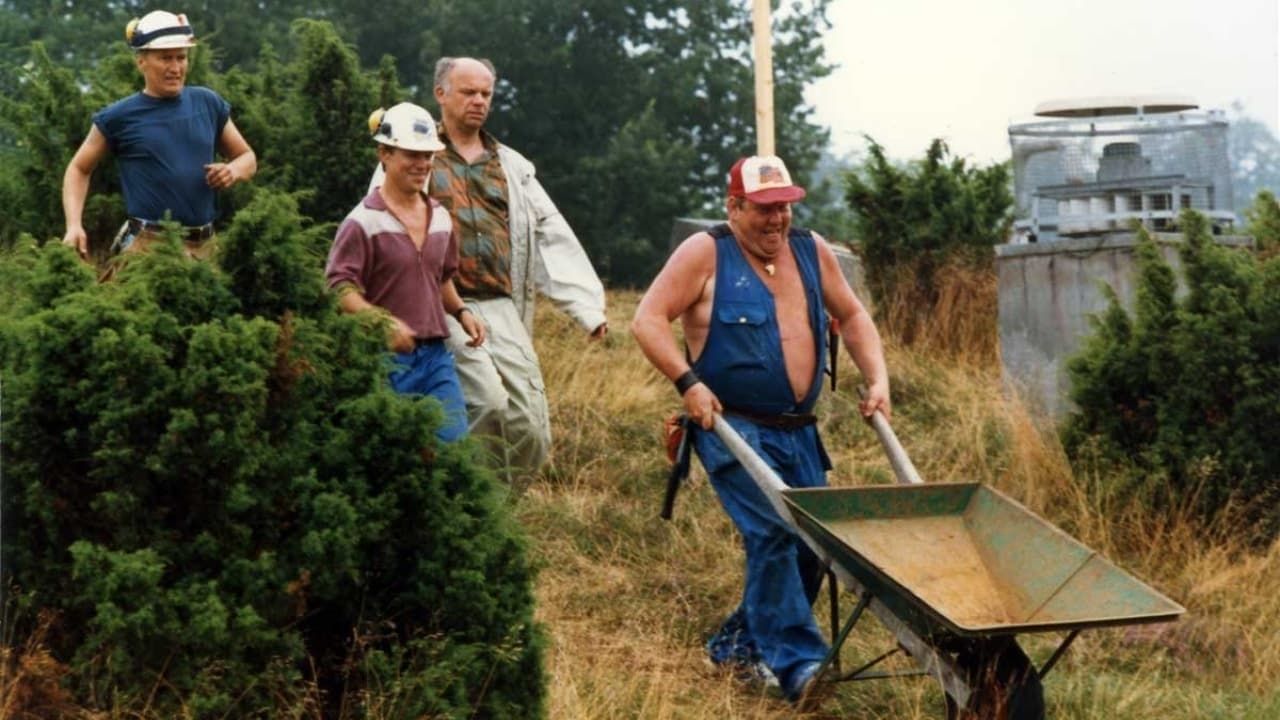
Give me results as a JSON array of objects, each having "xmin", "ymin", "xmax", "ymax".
[{"xmin": 691, "ymin": 224, "xmax": 831, "ymax": 699}]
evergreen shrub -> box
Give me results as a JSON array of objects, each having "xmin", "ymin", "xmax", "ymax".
[
  {"xmin": 1063, "ymin": 211, "xmax": 1280, "ymax": 543},
  {"xmin": 0, "ymin": 190, "xmax": 544, "ymax": 718}
]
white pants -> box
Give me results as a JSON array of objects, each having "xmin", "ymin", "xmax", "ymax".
[{"xmin": 445, "ymin": 297, "xmax": 552, "ymax": 483}]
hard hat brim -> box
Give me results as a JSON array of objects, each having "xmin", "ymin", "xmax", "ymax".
[
  {"xmin": 374, "ymin": 136, "xmax": 446, "ymax": 153},
  {"xmin": 137, "ymin": 37, "xmax": 198, "ymax": 50}
]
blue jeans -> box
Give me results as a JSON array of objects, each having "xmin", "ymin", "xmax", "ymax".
[
  {"xmin": 388, "ymin": 340, "xmax": 468, "ymax": 443},
  {"xmin": 693, "ymin": 418, "xmax": 830, "ymax": 699}
]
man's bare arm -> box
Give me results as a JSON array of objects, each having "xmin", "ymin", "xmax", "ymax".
[
  {"xmin": 631, "ymin": 232, "xmax": 722, "ymax": 427},
  {"xmin": 814, "ymin": 233, "xmax": 891, "ymax": 419},
  {"xmin": 207, "ymin": 119, "xmax": 256, "ymax": 190},
  {"xmin": 62, "ymin": 125, "xmax": 111, "ymax": 257}
]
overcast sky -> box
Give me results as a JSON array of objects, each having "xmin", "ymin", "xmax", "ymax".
[{"xmin": 805, "ymin": 0, "xmax": 1280, "ymax": 164}]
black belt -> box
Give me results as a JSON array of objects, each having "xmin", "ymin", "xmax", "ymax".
[
  {"xmin": 724, "ymin": 408, "xmax": 818, "ymax": 430},
  {"xmin": 128, "ymin": 218, "xmax": 216, "ymax": 242},
  {"xmin": 413, "ymin": 337, "xmax": 444, "ymax": 348}
]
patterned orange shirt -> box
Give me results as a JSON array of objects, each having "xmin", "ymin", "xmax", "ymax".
[{"xmin": 429, "ymin": 128, "xmax": 512, "ymax": 297}]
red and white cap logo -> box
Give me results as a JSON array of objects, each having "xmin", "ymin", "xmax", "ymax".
[{"xmin": 728, "ymin": 155, "xmax": 806, "ymax": 204}]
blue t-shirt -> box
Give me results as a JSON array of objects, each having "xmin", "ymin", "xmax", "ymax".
[{"xmin": 93, "ymin": 86, "xmax": 231, "ymax": 226}]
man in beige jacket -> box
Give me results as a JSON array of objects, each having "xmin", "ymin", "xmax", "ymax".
[{"xmin": 371, "ymin": 57, "xmax": 606, "ymax": 485}]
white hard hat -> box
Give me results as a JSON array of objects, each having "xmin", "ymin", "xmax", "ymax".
[
  {"xmin": 368, "ymin": 103, "xmax": 446, "ymax": 152},
  {"xmin": 126, "ymin": 11, "xmax": 197, "ymax": 51}
]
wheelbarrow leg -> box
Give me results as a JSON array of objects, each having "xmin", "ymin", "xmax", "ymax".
[
  {"xmin": 943, "ymin": 637, "xmax": 1045, "ymax": 720},
  {"xmin": 827, "ymin": 568, "xmax": 841, "ymax": 674}
]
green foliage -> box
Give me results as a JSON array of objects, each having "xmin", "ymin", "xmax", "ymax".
[
  {"xmin": 0, "ymin": 194, "xmax": 544, "ymax": 717},
  {"xmin": 217, "ymin": 188, "xmax": 331, "ymax": 319},
  {"xmin": 1229, "ymin": 103, "xmax": 1280, "ymax": 211},
  {"xmin": 842, "ymin": 138, "xmax": 1011, "ymax": 352},
  {"xmin": 0, "ymin": 42, "xmax": 105, "ymax": 247},
  {"xmin": 795, "ymin": 149, "xmax": 861, "ymax": 248},
  {"xmin": 845, "ymin": 138, "xmax": 1012, "ymax": 304},
  {"xmin": 401, "ymin": 0, "xmax": 836, "ymax": 285},
  {"xmin": 1244, "ymin": 189, "xmax": 1280, "ymax": 258},
  {"xmin": 275, "ymin": 19, "xmax": 379, "ymax": 225},
  {"xmin": 575, "ymin": 104, "xmax": 697, "ymax": 284},
  {"xmin": 1063, "ymin": 212, "xmax": 1280, "ymax": 543}
]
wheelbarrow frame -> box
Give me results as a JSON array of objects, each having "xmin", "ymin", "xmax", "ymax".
[{"xmin": 708, "ymin": 409, "xmax": 1185, "ymax": 714}]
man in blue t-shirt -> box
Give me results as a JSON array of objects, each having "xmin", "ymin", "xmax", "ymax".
[{"xmin": 61, "ymin": 9, "xmax": 256, "ymax": 262}]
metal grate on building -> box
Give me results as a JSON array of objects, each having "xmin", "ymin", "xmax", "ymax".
[{"xmin": 1007, "ymin": 95, "xmax": 1236, "ymax": 244}]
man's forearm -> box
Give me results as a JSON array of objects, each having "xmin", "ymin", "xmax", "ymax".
[
  {"xmin": 229, "ymin": 150, "xmax": 257, "ymax": 184},
  {"xmin": 630, "ymin": 314, "xmax": 690, "ymax": 383},
  {"xmin": 441, "ymin": 278, "xmax": 466, "ymax": 317},
  {"xmin": 841, "ymin": 311, "xmax": 888, "ymax": 388},
  {"xmin": 62, "ymin": 165, "xmax": 90, "ymax": 231}
]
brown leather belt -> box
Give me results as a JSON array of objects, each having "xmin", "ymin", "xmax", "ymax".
[{"xmin": 128, "ymin": 218, "xmax": 215, "ymax": 243}]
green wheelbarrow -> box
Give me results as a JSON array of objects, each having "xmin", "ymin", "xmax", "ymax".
[{"xmin": 709, "ymin": 409, "xmax": 1184, "ymax": 718}]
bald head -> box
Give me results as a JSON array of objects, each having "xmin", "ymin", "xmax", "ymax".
[
  {"xmin": 434, "ymin": 57, "xmax": 496, "ymax": 136},
  {"xmin": 434, "ymin": 57, "xmax": 496, "ymax": 92}
]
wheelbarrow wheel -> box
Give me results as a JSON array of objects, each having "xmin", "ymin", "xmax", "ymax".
[{"xmin": 942, "ymin": 637, "xmax": 1044, "ymax": 720}]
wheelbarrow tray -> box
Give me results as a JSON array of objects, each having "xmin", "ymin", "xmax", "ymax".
[{"xmin": 783, "ymin": 482, "xmax": 1185, "ymax": 639}]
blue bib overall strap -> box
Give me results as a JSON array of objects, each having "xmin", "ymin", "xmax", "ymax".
[{"xmin": 693, "ymin": 223, "xmax": 827, "ymax": 415}]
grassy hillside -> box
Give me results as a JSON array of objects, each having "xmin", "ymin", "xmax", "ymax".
[
  {"xmin": 528, "ymin": 290, "xmax": 1279, "ymax": 720},
  {"xmin": 4, "ymin": 287, "xmax": 1277, "ymax": 718}
]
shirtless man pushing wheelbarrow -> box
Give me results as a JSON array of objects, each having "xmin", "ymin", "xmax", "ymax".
[{"xmin": 631, "ymin": 153, "xmax": 890, "ymax": 709}]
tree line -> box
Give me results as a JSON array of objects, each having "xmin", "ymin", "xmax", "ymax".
[{"xmin": 0, "ymin": 0, "xmax": 835, "ymax": 286}]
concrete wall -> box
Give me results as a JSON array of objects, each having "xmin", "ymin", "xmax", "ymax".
[{"xmin": 996, "ymin": 232, "xmax": 1253, "ymax": 419}]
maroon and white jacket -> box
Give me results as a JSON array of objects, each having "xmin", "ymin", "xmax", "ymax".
[{"xmin": 325, "ymin": 189, "xmax": 459, "ymax": 341}]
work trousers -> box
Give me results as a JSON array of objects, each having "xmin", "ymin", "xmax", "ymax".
[
  {"xmin": 444, "ymin": 296, "xmax": 551, "ymax": 484},
  {"xmin": 693, "ymin": 417, "xmax": 830, "ymax": 700}
]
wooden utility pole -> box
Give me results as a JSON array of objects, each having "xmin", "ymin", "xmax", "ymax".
[{"xmin": 752, "ymin": 0, "xmax": 775, "ymax": 156}]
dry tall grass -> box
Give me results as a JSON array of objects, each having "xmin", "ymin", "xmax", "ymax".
[
  {"xmin": 873, "ymin": 255, "xmax": 998, "ymax": 366},
  {"xmin": 528, "ymin": 289, "xmax": 1279, "ymax": 720},
  {"xmin": 3, "ymin": 287, "xmax": 1277, "ymax": 719}
]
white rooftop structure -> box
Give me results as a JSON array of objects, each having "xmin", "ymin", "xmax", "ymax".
[
  {"xmin": 1007, "ymin": 95, "xmax": 1235, "ymax": 244},
  {"xmin": 1033, "ymin": 94, "xmax": 1199, "ymax": 119}
]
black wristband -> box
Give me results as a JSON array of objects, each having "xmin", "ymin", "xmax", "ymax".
[
  {"xmin": 674, "ymin": 369, "xmax": 701, "ymax": 395},
  {"xmin": 451, "ymin": 307, "xmax": 471, "ymax": 322}
]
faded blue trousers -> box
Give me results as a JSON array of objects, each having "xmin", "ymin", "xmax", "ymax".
[
  {"xmin": 694, "ymin": 417, "xmax": 830, "ymax": 699},
  {"xmin": 388, "ymin": 339, "xmax": 469, "ymax": 443}
]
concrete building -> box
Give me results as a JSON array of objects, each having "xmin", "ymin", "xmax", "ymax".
[{"xmin": 997, "ymin": 96, "xmax": 1251, "ymax": 417}]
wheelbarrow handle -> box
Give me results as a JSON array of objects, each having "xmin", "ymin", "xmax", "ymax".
[
  {"xmin": 709, "ymin": 415, "xmax": 797, "ymax": 526},
  {"xmin": 711, "ymin": 411, "xmax": 974, "ymax": 704},
  {"xmin": 857, "ymin": 386, "xmax": 924, "ymax": 486}
]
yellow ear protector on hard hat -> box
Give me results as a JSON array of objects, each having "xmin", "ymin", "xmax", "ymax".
[
  {"xmin": 368, "ymin": 108, "xmax": 387, "ymax": 137},
  {"xmin": 125, "ymin": 17, "xmax": 140, "ymax": 45}
]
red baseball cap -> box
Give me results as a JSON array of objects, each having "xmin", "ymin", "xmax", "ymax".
[{"xmin": 728, "ymin": 155, "xmax": 807, "ymax": 204}]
